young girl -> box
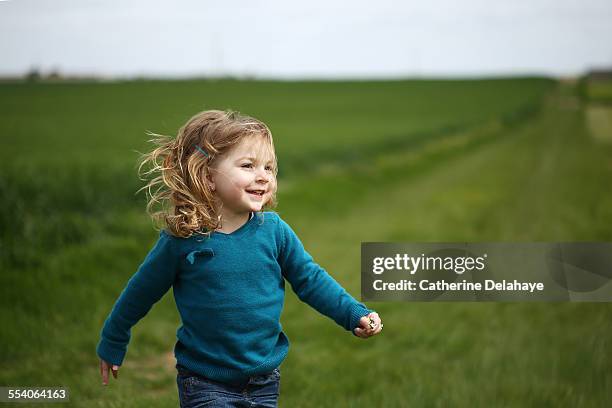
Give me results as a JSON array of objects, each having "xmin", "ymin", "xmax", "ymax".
[{"xmin": 96, "ymin": 110, "xmax": 383, "ymax": 407}]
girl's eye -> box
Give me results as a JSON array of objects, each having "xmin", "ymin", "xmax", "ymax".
[{"xmin": 241, "ymin": 163, "xmax": 274, "ymax": 172}]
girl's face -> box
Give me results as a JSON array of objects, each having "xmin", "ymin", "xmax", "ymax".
[{"xmin": 207, "ymin": 136, "xmax": 277, "ymax": 217}]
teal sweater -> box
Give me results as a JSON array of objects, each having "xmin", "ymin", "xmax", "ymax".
[{"xmin": 96, "ymin": 211, "xmax": 373, "ymax": 383}]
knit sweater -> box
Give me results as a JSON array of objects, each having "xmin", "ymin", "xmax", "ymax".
[{"xmin": 96, "ymin": 211, "xmax": 373, "ymax": 383}]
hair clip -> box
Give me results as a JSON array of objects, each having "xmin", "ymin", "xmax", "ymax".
[{"xmin": 195, "ymin": 145, "xmax": 209, "ymax": 158}]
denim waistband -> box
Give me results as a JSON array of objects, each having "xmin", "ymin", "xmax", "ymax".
[{"xmin": 175, "ymin": 364, "xmax": 278, "ymax": 388}]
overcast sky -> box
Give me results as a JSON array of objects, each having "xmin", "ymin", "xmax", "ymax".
[{"xmin": 1, "ymin": 0, "xmax": 611, "ymax": 79}]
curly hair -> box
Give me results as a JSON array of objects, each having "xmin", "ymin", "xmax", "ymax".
[{"xmin": 136, "ymin": 110, "xmax": 278, "ymax": 238}]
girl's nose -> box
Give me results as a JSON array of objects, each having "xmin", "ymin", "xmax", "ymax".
[{"xmin": 255, "ymin": 167, "xmax": 269, "ymax": 182}]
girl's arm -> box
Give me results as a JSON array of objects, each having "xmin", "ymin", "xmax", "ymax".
[
  {"xmin": 277, "ymin": 217, "xmax": 374, "ymax": 336},
  {"xmin": 96, "ymin": 230, "xmax": 179, "ymax": 367}
]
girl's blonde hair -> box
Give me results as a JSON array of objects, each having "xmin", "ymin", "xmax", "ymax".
[{"xmin": 136, "ymin": 110, "xmax": 278, "ymax": 238}]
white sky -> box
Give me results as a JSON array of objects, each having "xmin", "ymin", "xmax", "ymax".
[{"xmin": 0, "ymin": 0, "xmax": 611, "ymax": 78}]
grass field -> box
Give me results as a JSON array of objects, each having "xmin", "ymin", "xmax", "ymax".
[
  {"xmin": 1, "ymin": 77, "xmax": 611, "ymax": 407},
  {"xmin": 584, "ymin": 79, "xmax": 612, "ymax": 144}
]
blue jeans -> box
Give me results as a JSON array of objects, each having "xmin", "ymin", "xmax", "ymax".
[{"xmin": 176, "ymin": 365, "xmax": 281, "ymax": 408}]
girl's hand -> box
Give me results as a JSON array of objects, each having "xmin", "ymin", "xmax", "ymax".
[
  {"xmin": 354, "ymin": 312, "xmax": 383, "ymax": 339},
  {"xmin": 100, "ymin": 359, "xmax": 120, "ymax": 385}
]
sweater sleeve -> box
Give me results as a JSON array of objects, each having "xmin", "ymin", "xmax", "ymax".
[
  {"xmin": 277, "ymin": 217, "xmax": 373, "ymax": 335},
  {"xmin": 96, "ymin": 230, "xmax": 178, "ymax": 366}
]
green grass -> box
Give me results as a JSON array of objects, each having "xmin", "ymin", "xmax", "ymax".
[
  {"xmin": 584, "ymin": 79, "xmax": 612, "ymax": 103},
  {"xmin": 0, "ymin": 78, "xmax": 553, "ymax": 170},
  {"xmin": 1, "ymin": 78, "xmax": 610, "ymax": 407}
]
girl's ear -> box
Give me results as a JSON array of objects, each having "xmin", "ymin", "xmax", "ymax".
[{"xmin": 205, "ymin": 170, "xmax": 216, "ymax": 192}]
